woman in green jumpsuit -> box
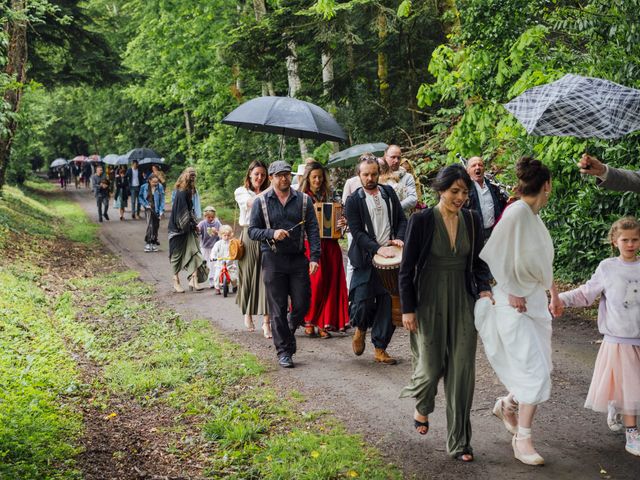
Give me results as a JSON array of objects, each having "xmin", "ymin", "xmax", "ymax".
[{"xmin": 399, "ymin": 165, "xmax": 493, "ymax": 461}]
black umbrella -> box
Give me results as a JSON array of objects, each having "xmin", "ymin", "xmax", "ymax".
[
  {"xmin": 124, "ymin": 147, "xmax": 162, "ymax": 162},
  {"xmin": 138, "ymin": 157, "xmax": 166, "ymax": 166},
  {"xmin": 222, "ymin": 96, "xmax": 347, "ymax": 142}
]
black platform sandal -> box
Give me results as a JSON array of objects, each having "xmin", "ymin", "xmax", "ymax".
[
  {"xmin": 413, "ymin": 416, "xmax": 429, "ymax": 435},
  {"xmin": 454, "ymin": 450, "xmax": 474, "ymax": 462}
]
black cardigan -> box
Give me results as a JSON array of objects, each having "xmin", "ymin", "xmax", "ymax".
[
  {"xmin": 345, "ymin": 184, "xmax": 407, "ymax": 270},
  {"xmin": 398, "ymin": 207, "xmax": 492, "ymax": 314}
]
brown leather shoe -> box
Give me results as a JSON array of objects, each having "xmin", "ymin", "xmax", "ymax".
[
  {"xmin": 374, "ymin": 348, "xmax": 397, "ymax": 365},
  {"xmin": 352, "ymin": 328, "xmax": 366, "ymax": 356}
]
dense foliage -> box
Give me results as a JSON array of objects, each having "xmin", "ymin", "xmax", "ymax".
[{"xmin": 4, "ymin": 0, "xmax": 640, "ymax": 279}]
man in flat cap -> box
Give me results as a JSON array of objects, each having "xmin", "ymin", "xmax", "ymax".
[{"xmin": 248, "ymin": 161, "xmax": 321, "ymax": 368}]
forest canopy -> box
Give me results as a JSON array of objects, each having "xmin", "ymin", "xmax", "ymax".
[{"xmin": 3, "ymin": 0, "xmax": 640, "ymax": 281}]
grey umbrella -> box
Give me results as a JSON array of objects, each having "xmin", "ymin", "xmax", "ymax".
[
  {"xmin": 102, "ymin": 154, "xmax": 121, "ymax": 165},
  {"xmin": 222, "ymin": 96, "xmax": 347, "ymax": 142},
  {"xmin": 327, "ymin": 142, "xmax": 388, "ymax": 168},
  {"xmin": 50, "ymin": 158, "xmax": 67, "ymax": 168},
  {"xmin": 124, "ymin": 147, "xmax": 161, "ymax": 162},
  {"xmin": 504, "ymin": 74, "xmax": 640, "ymax": 139}
]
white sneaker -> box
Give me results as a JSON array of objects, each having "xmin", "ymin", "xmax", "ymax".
[
  {"xmin": 626, "ymin": 429, "xmax": 640, "ymax": 456},
  {"xmin": 151, "ymin": 244, "xmax": 159, "ymax": 252},
  {"xmin": 144, "ymin": 244, "xmax": 152, "ymax": 252},
  {"xmin": 607, "ymin": 401, "xmax": 624, "ymax": 433}
]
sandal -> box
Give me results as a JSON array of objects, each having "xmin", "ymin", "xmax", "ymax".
[
  {"xmin": 413, "ymin": 412, "xmax": 429, "ymax": 435},
  {"xmin": 244, "ymin": 314, "xmax": 255, "ymax": 332},
  {"xmin": 318, "ymin": 328, "xmax": 332, "ymax": 339},
  {"xmin": 454, "ymin": 451, "xmax": 474, "ymax": 462},
  {"xmin": 492, "ymin": 395, "xmax": 518, "ymax": 435},
  {"xmin": 304, "ymin": 325, "xmax": 316, "ymax": 337},
  {"xmin": 262, "ymin": 321, "xmax": 272, "ymax": 339}
]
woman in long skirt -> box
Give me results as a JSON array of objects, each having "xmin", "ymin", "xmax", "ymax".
[
  {"xmin": 298, "ymin": 162, "xmax": 349, "ymax": 337},
  {"xmin": 234, "ymin": 160, "xmax": 271, "ymax": 337},
  {"xmin": 399, "ymin": 165, "xmax": 492, "ymax": 462},
  {"xmin": 168, "ymin": 167, "xmax": 206, "ymax": 293},
  {"xmin": 475, "ymin": 157, "xmax": 563, "ymax": 466}
]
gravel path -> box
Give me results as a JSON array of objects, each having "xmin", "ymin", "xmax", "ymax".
[{"xmin": 71, "ymin": 188, "xmax": 637, "ymax": 479}]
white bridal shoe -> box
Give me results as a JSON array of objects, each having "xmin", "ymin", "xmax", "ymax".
[{"xmin": 512, "ymin": 435, "xmax": 544, "ymax": 466}]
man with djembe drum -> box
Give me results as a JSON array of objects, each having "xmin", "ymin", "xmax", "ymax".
[{"xmin": 345, "ymin": 155, "xmax": 407, "ymax": 365}]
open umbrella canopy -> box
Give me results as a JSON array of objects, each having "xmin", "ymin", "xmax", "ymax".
[
  {"xmin": 72, "ymin": 155, "xmax": 88, "ymax": 162},
  {"xmin": 138, "ymin": 157, "xmax": 165, "ymax": 166},
  {"xmin": 124, "ymin": 147, "xmax": 161, "ymax": 162},
  {"xmin": 222, "ymin": 96, "xmax": 347, "ymax": 142},
  {"xmin": 504, "ymin": 74, "xmax": 640, "ymax": 139},
  {"xmin": 102, "ymin": 154, "xmax": 121, "ymax": 165},
  {"xmin": 327, "ymin": 142, "xmax": 388, "ymax": 168},
  {"xmin": 50, "ymin": 158, "xmax": 67, "ymax": 168}
]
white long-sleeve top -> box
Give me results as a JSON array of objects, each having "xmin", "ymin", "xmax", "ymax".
[
  {"xmin": 210, "ymin": 238, "xmax": 232, "ymax": 262},
  {"xmin": 234, "ymin": 186, "xmax": 258, "ymax": 227},
  {"xmin": 559, "ymin": 257, "xmax": 640, "ymax": 344}
]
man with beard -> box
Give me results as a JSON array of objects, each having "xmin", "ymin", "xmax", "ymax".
[
  {"xmin": 345, "ymin": 155, "xmax": 407, "ymax": 365},
  {"xmin": 248, "ymin": 161, "xmax": 321, "ymax": 369},
  {"xmin": 466, "ymin": 156, "xmax": 507, "ymax": 241}
]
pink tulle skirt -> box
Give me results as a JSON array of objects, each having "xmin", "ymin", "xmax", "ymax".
[{"xmin": 584, "ymin": 341, "xmax": 640, "ymax": 416}]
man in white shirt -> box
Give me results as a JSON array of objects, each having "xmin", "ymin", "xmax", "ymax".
[
  {"xmin": 344, "ymin": 156, "xmax": 407, "ymax": 365},
  {"xmin": 466, "ymin": 156, "xmax": 507, "ymax": 241}
]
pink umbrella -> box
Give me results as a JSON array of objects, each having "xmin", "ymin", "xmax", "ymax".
[{"xmin": 72, "ymin": 155, "xmax": 88, "ymax": 162}]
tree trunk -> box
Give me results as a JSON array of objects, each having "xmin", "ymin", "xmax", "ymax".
[
  {"xmin": 286, "ymin": 40, "xmax": 308, "ymax": 159},
  {"xmin": 377, "ymin": 9, "xmax": 390, "ymax": 109},
  {"xmin": 0, "ymin": 0, "xmax": 28, "ymax": 193},
  {"xmin": 184, "ymin": 107, "xmax": 194, "ymax": 161},
  {"xmin": 322, "ymin": 50, "xmax": 339, "ymax": 153}
]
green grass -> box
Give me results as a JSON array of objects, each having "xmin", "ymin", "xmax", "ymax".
[
  {"xmin": 0, "ymin": 268, "xmax": 83, "ymax": 479},
  {"xmin": 0, "ymin": 180, "xmax": 97, "ymax": 245},
  {"xmin": 59, "ymin": 270, "xmax": 401, "ymax": 479}
]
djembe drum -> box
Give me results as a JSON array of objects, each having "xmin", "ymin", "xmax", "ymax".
[{"xmin": 372, "ymin": 245, "xmax": 403, "ymax": 327}]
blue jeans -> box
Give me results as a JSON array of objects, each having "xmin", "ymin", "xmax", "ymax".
[{"xmin": 130, "ymin": 186, "xmax": 140, "ymax": 216}]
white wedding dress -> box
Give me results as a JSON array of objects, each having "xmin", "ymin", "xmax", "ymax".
[{"xmin": 475, "ymin": 200, "xmax": 554, "ymax": 405}]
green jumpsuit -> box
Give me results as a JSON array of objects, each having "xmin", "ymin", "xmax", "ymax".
[{"xmin": 400, "ymin": 208, "xmax": 477, "ymax": 457}]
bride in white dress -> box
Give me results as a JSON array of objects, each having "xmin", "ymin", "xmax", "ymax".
[{"xmin": 475, "ymin": 157, "xmax": 563, "ymax": 466}]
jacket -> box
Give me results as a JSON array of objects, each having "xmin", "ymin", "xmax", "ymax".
[
  {"xmin": 345, "ymin": 184, "xmax": 407, "ymax": 271},
  {"xmin": 139, "ymin": 183, "xmax": 165, "ymax": 215},
  {"xmin": 466, "ymin": 178, "xmax": 507, "ymax": 228},
  {"xmin": 125, "ymin": 167, "xmax": 143, "ymax": 188},
  {"xmin": 398, "ymin": 207, "xmax": 492, "ymax": 314}
]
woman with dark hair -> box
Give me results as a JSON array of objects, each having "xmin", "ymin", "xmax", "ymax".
[
  {"xmin": 168, "ymin": 167, "xmax": 206, "ymax": 293},
  {"xmin": 234, "ymin": 160, "xmax": 271, "ymax": 337},
  {"xmin": 475, "ymin": 156, "xmax": 563, "ymax": 466},
  {"xmin": 399, "ymin": 164, "xmax": 493, "ymax": 462},
  {"xmin": 298, "ymin": 162, "xmax": 349, "ymax": 337},
  {"xmin": 114, "ymin": 166, "xmax": 130, "ymax": 221}
]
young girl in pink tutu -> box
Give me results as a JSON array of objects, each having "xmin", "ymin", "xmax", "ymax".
[{"xmin": 559, "ymin": 216, "xmax": 640, "ymax": 457}]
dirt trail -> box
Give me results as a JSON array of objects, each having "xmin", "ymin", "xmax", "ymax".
[{"xmin": 70, "ymin": 188, "xmax": 637, "ymax": 479}]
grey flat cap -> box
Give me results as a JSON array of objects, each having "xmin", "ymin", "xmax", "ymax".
[{"xmin": 268, "ymin": 161, "xmax": 292, "ymax": 175}]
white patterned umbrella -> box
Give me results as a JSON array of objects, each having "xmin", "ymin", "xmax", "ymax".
[{"xmin": 504, "ymin": 74, "xmax": 640, "ymax": 139}]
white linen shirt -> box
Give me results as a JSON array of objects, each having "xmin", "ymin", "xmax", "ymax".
[
  {"xmin": 364, "ymin": 188, "xmax": 391, "ymax": 246},
  {"xmin": 234, "ymin": 186, "xmax": 258, "ymax": 227}
]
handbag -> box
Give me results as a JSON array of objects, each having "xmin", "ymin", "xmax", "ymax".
[
  {"xmin": 229, "ymin": 238, "xmax": 245, "ymax": 260},
  {"xmin": 229, "ymin": 201, "xmax": 245, "ymax": 260}
]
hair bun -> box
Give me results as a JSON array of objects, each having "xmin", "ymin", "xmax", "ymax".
[{"xmin": 516, "ymin": 156, "xmax": 543, "ymax": 181}]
